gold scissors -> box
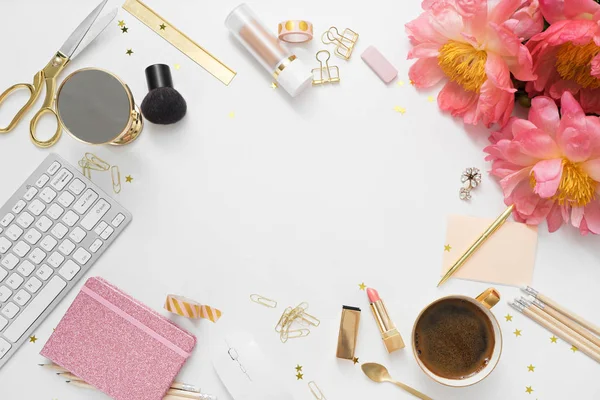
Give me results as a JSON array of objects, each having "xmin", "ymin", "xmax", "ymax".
[{"xmin": 0, "ymin": 0, "xmax": 117, "ymax": 147}]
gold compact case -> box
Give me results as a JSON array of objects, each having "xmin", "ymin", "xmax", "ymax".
[
  {"xmin": 56, "ymin": 68, "xmax": 143, "ymax": 145},
  {"xmin": 336, "ymin": 305, "xmax": 361, "ymax": 360}
]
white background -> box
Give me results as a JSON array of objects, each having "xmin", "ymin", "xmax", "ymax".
[{"xmin": 0, "ymin": 0, "xmax": 599, "ymax": 399}]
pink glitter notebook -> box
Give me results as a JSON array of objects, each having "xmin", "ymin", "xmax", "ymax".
[{"xmin": 41, "ymin": 277, "xmax": 196, "ymax": 400}]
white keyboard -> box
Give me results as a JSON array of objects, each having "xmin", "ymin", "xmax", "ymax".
[{"xmin": 0, "ymin": 154, "xmax": 131, "ymax": 368}]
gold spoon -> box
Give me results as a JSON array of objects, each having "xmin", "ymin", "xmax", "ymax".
[{"xmin": 361, "ymin": 362, "xmax": 433, "ymax": 400}]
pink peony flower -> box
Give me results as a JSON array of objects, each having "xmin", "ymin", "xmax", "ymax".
[
  {"xmin": 485, "ymin": 92, "xmax": 600, "ymax": 234},
  {"xmin": 406, "ymin": 0, "xmax": 539, "ymax": 127},
  {"xmin": 525, "ymin": 5, "xmax": 600, "ymax": 115},
  {"xmin": 539, "ymin": 0, "xmax": 600, "ymax": 24}
]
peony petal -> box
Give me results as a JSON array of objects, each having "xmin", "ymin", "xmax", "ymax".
[
  {"xmin": 538, "ymin": 0, "xmax": 564, "ymax": 23},
  {"xmin": 408, "ymin": 43, "xmax": 441, "ymax": 59},
  {"xmin": 583, "ymin": 201, "xmax": 600, "ymax": 234},
  {"xmin": 571, "ymin": 206, "xmax": 585, "ymax": 228},
  {"xmin": 558, "ymin": 91, "xmax": 586, "ymax": 133},
  {"xmin": 503, "ymin": 0, "xmax": 544, "ymax": 40},
  {"xmin": 430, "ymin": 6, "xmax": 465, "ymax": 41},
  {"xmin": 557, "ymin": 127, "xmax": 592, "ymax": 162},
  {"xmin": 532, "ymin": 158, "xmax": 564, "ymax": 198},
  {"xmin": 546, "ymin": 203, "xmax": 564, "ymax": 232},
  {"xmin": 591, "ymin": 54, "xmax": 600, "ymax": 78},
  {"xmin": 437, "ymin": 81, "xmax": 479, "ymax": 122},
  {"xmin": 405, "ymin": 12, "xmax": 447, "ymax": 44},
  {"xmin": 408, "ymin": 57, "xmax": 446, "ymax": 88},
  {"xmin": 488, "ymin": 0, "xmax": 522, "ymax": 25},
  {"xmin": 500, "ymin": 167, "xmax": 533, "ymax": 197},
  {"xmin": 581, "ymin": 158, "xmax": 600, "ymax": 181},
  {"xmin": 548, "ymin": 79, "xmax": 581, "ymax": 100},
  {"xmin": 528, "ymin": 96, "xmax": 560, "ymax": 138},
  {"xmin": 579, "ymin": 88, "xmax": 600, "ymax": 116},
  {"xmin": 489, "ymin": 117, "xmax": 518, "ymax": 143},
  {"xmin": 514, "ymin": 128, "xmax": 561, "ymax": 159},
  {"xmin": 505, "ymin": 44, "xmax": 537, "ymax": 81},
  {"xmin": 563, "ymin": 0, "xmax": 600, "ymax": 20},
  {"xmin": 510, "ymin": 179, "xmax": 541, "ymax": 217}
]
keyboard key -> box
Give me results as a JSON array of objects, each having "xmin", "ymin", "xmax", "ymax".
[
  {"xmin": 0, "ymin": 238, "xmax": 12, "ymax": 254},
  {"xmin": 69, "ymin": 227, "xmax": 86, "ymax": 243},
  {"xmin": 81, "ymin": 199, "xmax": 110, "ymax": 230},
  {"xmin": 94, "ymin": 221, "xmax": 108, "ymax": 235},
  {"xmin": 1, "ymin": 303, "xmax": 19, "ymax": 319},
  {"xmin": 111, "ymin": 213, "xmax": 126, "ymax": 227},
  {"xmin": 23, "ymin": 186, "xmax": 38, "ymax": 201},
  {"xmin": 89, "ymin": 239, "xmax": 103, "ymax": 253},
  {"xmin": 47, "ymin": 252, "xmax": 64, "ymax": 268},
  {"xmin": 0, "ymin": 316, "xmax": 7, "ymax": 331},
  {"xmin": 100, "ymin": 226, "xmax": 114, "ymax": 240},
  {"xmin": 0, "ymin": 286, "xmax": 11, "ymax": 302},
  {"xmin": 0, "ymin": 338, "xmax": 11, "ymax": 358},
  {"xmin": 51, "ymin": 223, "xmax": 68, "ymax": 239},
  {"xmin": 35, "ymin": 265, "xmax": 53, "ymax": 281},
  {"xmin": 35, "ymin": 174, "xmax": 50, "ymax": 188},
  {"xmin": 5, "ymin": 224, "xmax": 23, "ymax": 241},
  {"xmin": 28, "ymin": 248, "xmax": 46, "ymax": 265},
  {"xmin": 46, "ymin": 204, "xmax": 64, "ymax": 220},
  {"xmin": 50, "ymin": 169, "xmax": 73, "ymax": 191},
  {"xmin": 12, "ymin": 200, "xmax": 26, "ymax": 214},
  {"xmin": 17, "ymin": 261, "xmax": 35, "ymax": 277},
  {"xmin": 57, "ymin": 191, "xmax": 75, "ymax": 207},
  {"xmin": 13, "ymin": 241, "xmax": 30, "ymax": 257},
  {"xmin": 68, "ymin": 178, "xmax": 86, "ymax": 195},
  {"xmin": 58, "ymin": 260, "xmax": 80, "ymax": 281},
  {"xmin": 28, "ymin": 199, "xmax": 46, "ymax": 216},
  {"xmin": 59, "ymin": 240, "xmax": 75, "ymax": 256},
  {"xmin": 62, "ymin": 210, "xmax": 79, "ymax": 227},
  {"xmin": 1, "ymin": 254, "xmax": 18, "ymax": 270},
  {"xmin": 4, "ymin": 276, "xmax": 66, "ymax": 342},
  {"xmin": 39, "ymin": 187, "xmax": 57, "ymax": 204},
  {"xmin": 25, "ymin": 277, "xmax": 42, "ymax": 293},
  {"xmin": 0, "ymin": 268, "xmax": 7, "ymax": 282},
  {"xmin": 40, "ymin": 235, "xmax": 58, "ymax": 252},
  {"xmin": 1, "ymin": 213, "xmax": 14, "ymax": 227},
  {"xmin": 14, "ymin": 290, "xmax": 31, "ymax": 306},
  {"xmin": 35, "ymin": 216, "xmax": 53, "ymax": 232},
  {"xmin": 73, "ymin": 248, "xmax": 91, "ymax": 265},
  {"xmin": 24, "ymin": 228, "xmax": 42, "ymax": 245},
  {"xmin": 6, "ymin": 273, "xmax": 23, "ymax": 290},
  {"xmin": 16, "ymin": 212, "xmax": 34, "ymax": 229},
  {"xmin": 47, "ymin": 161, "xmax": 61, "ymax": 175},
  {"xmin": 74, "ymin": 189, "xmax": 99, "ymax": 215}
]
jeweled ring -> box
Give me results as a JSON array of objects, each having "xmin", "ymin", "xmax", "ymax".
[{"xmin": 278, "ymin": 20, "xmax": 314, "ymax": 43}]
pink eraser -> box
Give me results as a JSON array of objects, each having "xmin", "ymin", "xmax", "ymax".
[{"xmin": 361, "ymin": 46, "xmax": 398, "ymax": 84}]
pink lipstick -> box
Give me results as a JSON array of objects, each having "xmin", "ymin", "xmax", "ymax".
[{"xmin": 367, "ymin": 288, "xmax": 405, "ymax": 353}]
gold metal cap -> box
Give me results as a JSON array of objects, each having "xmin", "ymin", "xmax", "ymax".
[{"xmin": 383, "ymin": 329, "xmax": 405, "ymax": 353}]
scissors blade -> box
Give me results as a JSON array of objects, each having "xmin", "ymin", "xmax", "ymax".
[
  {"xmin": 69, "ymin": 8, "xmax": 117, "ymax": 60},
  {"xmin": 58, "ymin": 0, "xmax": 109, "ymax": 59}
]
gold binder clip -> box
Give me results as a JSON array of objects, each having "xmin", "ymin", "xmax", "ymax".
[
  {"xmin": 111, "ymin": 165, "xmax": 122, "ymax": 194},
  {"xmin": 250, "ymin": 294, "xmax": 277, "ymax": 308},
  {"xmin": 309, "ymin": 381, "xmax": 327, "ymax": 400},
  {"xmin": 312, "ymin": 50, "xmax": 340, "ymax": 86},
  {"xmin": 321, "ymin": 26, "xmax": 359, "ymax": 60}
]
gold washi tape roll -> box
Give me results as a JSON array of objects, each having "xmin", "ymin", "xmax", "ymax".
[{"xmin": 165, "ymin": 295, "xmax": 222, "ymax": 323}]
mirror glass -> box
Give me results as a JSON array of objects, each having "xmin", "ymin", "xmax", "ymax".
[{"xmin": 57, "ymin": 69, "xmax": 131, "ymax": 144}]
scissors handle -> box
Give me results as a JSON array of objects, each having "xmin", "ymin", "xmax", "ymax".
[
  {"xmin": 0, "ymin": 72, "xmax": 44, "ymax": 134},
  {"xmin": 30, "ymin": 107, "xmax": 62, "ymax": 148}
]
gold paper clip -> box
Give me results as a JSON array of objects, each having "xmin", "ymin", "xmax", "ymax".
[
  {"xmin": 321, "ymin": 27, "xmax": 359, "ymax": 60},
  {"xmin": 83, "ymin": 152, "xmax": 110, "ymax": 171},
  {"xmin": 80, "ymin": 161, "xmax": 92, "ymax": 179},
  {"xmin": 111, "ymin": 165, "xmax": 121, "ymax": 194},
  {"xmin": 312, "ymin": 51, "xmax": 340, "ymax": 86},
  {"xmin": 309, "ymin": 381, "xmax": 327, "ymax": 400},
  {"xmin": 301, "ymin": 311, "xmax": 321, "ymax": 327},
  {"xmin": 275, "ymin": 307, "xmax": 293, "ymax": 333},
  {"xmin": 250, "ymin": 294, "xmax": 277, "ymax": 308}
]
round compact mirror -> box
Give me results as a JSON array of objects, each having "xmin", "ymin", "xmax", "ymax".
[{"xmin": 56, "ymin": 68, "xmax": 143, "ymax": 145}]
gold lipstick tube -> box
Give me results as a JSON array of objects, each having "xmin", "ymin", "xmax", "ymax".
[{"xmin": 370, "ymin": 300, "xmax": 405, "ymax": 353}]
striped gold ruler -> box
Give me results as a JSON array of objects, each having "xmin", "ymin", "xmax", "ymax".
[{"xmin": 123, "ymin": 0, "xmax": 236, "ymax": 85}]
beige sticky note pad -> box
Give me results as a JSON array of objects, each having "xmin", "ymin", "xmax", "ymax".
[{"xmin": 442, "ymin": 215, "xmax": 538, "ymax": 286}]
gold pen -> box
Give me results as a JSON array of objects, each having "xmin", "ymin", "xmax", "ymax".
[{"xmin": 438, "ymin": 204, "xmax": 515, "ymax": 287}]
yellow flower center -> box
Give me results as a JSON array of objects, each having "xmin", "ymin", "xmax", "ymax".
[
  {"xmin": 555, "ymin": 41, "xmax": 600, "ymax": 89},
  {"xmin": 438, "ymin": 40, "xmax": 488, "ymax": 92},
  {"xmin": 530, "ymin": 160, "xmax": 596, "ymax": 206}
]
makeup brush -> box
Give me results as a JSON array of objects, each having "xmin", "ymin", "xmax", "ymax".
[{"xmin": 141, "ymin": 64, "xmax": 187, "ymax": 124}]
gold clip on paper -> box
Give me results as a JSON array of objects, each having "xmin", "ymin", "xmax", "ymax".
[
  {"xmin": 312, "ymin": 51, "xmax": 340, "ymax": 86},
  {"xmin": 321, "ymin": 27, "xmax": 359, "ymax": 60},
  {"xmin": 111, "ymin": 165, "xmax": 122, "ymax": 194},
  {"xmin": 250, "ymin": 294, "xmax": 277, "ymax": 308},
  {"xmin": 309, "ymin": 381, "xmax": 327, "ymax": 400}
]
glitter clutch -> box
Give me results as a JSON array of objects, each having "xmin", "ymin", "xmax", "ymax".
[{"xmin": 41, "ymin": 277, "xmax": 196, "ymax": 400}]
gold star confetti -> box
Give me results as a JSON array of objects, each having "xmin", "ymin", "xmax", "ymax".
[
  {"xmin": 526, "ymin": 386, "xmax": 534, "ymax": 394},
  {"xmin": 295, "ymin": 365, "xmax": 302, "ymax": 372},
  {"xmin": 393, "ymin": 106, "xmax": 406, "ymax": 115},
  {"xmin": 527, "ymin": 364, "xmax": 535, "ymax": 372},
  {"xmin": 126, "ymin": 49, "xmax": 134, "ymax": 56},
  {"xmin": 550, "ymin": 335, "xmax": 558, "ymax": 343},
  {"xmin": 571, "ymin": 345, "xmax": 578, "ymax": 352},
  {"xmin": 118, "ymin": 20, "xmax": 125, "ymax": 27},
  {"xmin": 174, "ymin": 64, "xmax": 181, "ymax": 70},
  {"xmin": 427, "ymin": 96, "xmax": 435, "ymax": 102},
  {"xmin": 121, "ymin": 26, "xmax": 129, "ymax": 33},
  {"xmin": 125, "ymin": 175, "xmax": 133, "ymax": 183},
  {"xmin": 410, "ymin": 79, "xmax": 415, "ymax": 85},
  {"xmin": 159, "ymin": 23, "xmax": 167, "ymax": 30},
  {"xmin": 228, "ymin": 111, "xmax": 235, "ymax": 119},
  {"xmin": 296, "ymin": 372, "xmax": 303, "ymax": 380},
  {"xmin": 397, "ymin": 80, "xmax": 405, "ymax": 87},
  {"xmin": 513, "ymin": 329, "xmax": 522, "ymax": 337},
  {"xmin": 359, "ymin": 282, "xmax": 366, "ymax": 290},
  {"xmin": 505, "ymin": 314, "xmax": 513, "ymax": 322},
  {"xmin": 444, "ymin": 244, "xmax": 452, "ymax": 252},
  {"xmin": 29, "ymin": 335, "xmax": 37, "ymax": 343},
  {"xmin": 271, "ymin": 82, "xmax": 278, "ymax": 89},
  {"xmin": 353, "ymin": 357, "xmax": 359, "ymax": 364}
]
